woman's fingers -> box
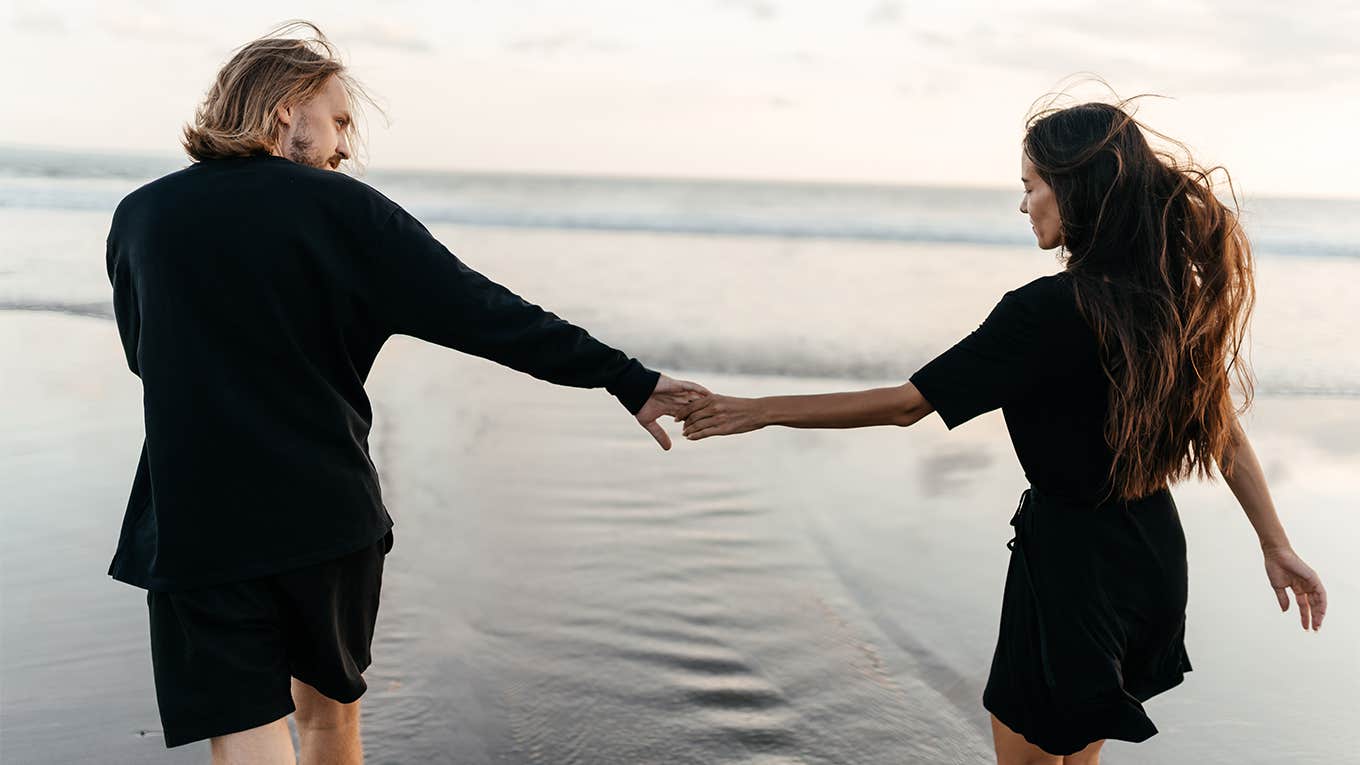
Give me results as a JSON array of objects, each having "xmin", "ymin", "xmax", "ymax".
[
  {"xmin": 1308, "ymin": 578, "xmax": 1327, "ymax": 630},
  {"xmin": 682, "ymin": 421, "xmax": 713, "ymax": 438},
  {"xmin": 662, "ymin": 390, "xmax": 704, "ymax": 408},
  {"xmin": 682, "ymin": 409, "xmax": 718, "ymax": 433},
  {"xmin": 1265, "ymin": 552, "xmax": 1327, "ymax": 631},
  {"xmin": 665, "ymin": 393, "xmax": 703, "ymax": 420},
  {"xmin": 675, "ymin": 397, "xmax": 714, "ymax": 422},
  {"xmin": 685, "ymin": 419, "xmax": 730, "ymax": 439},
  {"xmin": 1294, "ymin": 588, "xmax": 1311, "ymax": 631}
]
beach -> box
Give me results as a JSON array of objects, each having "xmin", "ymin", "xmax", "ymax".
[{"xmin": 2, "ymin": 305, "xmax": 1356, "ymax": 764}]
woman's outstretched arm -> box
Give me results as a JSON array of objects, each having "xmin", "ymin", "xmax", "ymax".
[
  {"xmin": 1221, "ymin": 416, "xmax": 1327, "ymax": 631},
  {"xmin": 676, "ymin": 383, "xmax": 935, "ymax": 440}
]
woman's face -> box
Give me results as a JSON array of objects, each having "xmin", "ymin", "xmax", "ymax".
[{"xmin": 1020, "ymin": 152, "xmax": 1063, "ymax": 250}]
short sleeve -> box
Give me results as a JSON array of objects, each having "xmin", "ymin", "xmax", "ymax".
[{"xmin": 909, "ymin": 278, "xmax": 1071, "ymax": 429}]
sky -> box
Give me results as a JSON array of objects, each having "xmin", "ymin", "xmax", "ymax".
[{"xmin": 2, "ymin": 0, "xmax": 1357, "ymax": 197}]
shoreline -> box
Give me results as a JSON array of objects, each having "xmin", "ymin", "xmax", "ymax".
[{"xmin": 4, "ymin": 302, "xmax": 1359, "ymax": 400}]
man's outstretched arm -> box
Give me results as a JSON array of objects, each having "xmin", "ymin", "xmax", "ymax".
[{"xmin": 364, "ymin": 205, "xmax": 704, "ymax": 448}]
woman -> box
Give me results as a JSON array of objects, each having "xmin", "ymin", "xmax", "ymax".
[{"xmin": 674, "ymin": 101, "xmax": 1327, "ymax": 764}]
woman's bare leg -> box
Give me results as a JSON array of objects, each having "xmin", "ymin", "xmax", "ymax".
[
  {"xmin": 990, "ymin": 714, "xmax": 1106, "ymax": 765},
  {"xmin": 1063, "ymin": 739, "xmax": 1105, "ymax": 765},
  {"xmin": 991, "ymin": 714, "xmax": 1060, "ymax": 765}
]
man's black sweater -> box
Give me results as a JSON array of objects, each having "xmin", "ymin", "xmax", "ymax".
[{"xmin": 105, "ymin": 154, "xmax": 659, "ymax": 591}]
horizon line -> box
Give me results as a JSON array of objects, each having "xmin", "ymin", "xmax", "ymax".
[{"xmin": 2, "ymin": 141, "xmax": 1358, "ymax": 204}]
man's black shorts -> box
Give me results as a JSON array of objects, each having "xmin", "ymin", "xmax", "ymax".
[{"xmin": 147, "ymin": 530, "xmax": 393, "ymax": 748}]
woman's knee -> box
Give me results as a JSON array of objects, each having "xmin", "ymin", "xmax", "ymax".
[
  {"xmin": 1062, "ymin": 740, "xmax": 1105, "ymax": 765},
  {"xmin": 998, "ymin": 754, "xmax": 1062, "ymax": 765},
  {"xmin": 990, "ymin": 714, "xmax": 1062, "ymax": 765}
]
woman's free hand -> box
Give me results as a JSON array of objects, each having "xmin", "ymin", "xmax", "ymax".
[
  {"xmin": 1263, "ymin": 546, "xmax": 1327, "ymax": 631},
  {"xmin": 677, "ymin": 394, "xmax": 768, "ymax": 440}
]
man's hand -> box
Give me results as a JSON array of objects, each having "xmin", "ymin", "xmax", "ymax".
[
  {"xmin": 636, "ymin": 374, "xmax": 710, "ymax": 450},
  {"xmin": 1263, "ymin": 546, "xmax": 1327, "ymax": 631}
]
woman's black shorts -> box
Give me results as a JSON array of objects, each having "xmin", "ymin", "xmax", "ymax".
[
  {"xmin": 983, "ymin": 488, "xmax": 1192, "ymax": 756},
  {"xmin": 146, "ymin": 530, "xmax": 393, "ymax": 748}
]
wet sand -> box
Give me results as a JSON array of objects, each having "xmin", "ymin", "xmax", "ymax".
[{"xmin": 2, "ymin": 310, "xmax": 1356, "ymax": 763}]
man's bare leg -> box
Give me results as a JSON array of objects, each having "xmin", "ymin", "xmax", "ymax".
[
  {"xmin": 210, "ymin": 717, "xmax": 295, "ymax": 765},
  {"xmin": 292, "ymin": 677, "xmax": 363, "ymax": 765}
]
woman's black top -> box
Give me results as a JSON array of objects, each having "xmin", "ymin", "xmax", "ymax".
[
  {"xmin": 910, "ymin": 273, "xmax": 1116, "ymax": 501},
  {"xmin": 105, "ymin": 154, "xmax": 658, "ymax": 592}
]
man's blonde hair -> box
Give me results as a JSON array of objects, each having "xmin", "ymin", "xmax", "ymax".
[{"xmin": 182, "ymin": 21, "xmax": 377, "ymax": 169}]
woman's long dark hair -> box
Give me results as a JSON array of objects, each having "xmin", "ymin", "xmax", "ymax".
[{"xmin": 1024, "ymin": 99, "xmax": 1254, "ymax": 500}]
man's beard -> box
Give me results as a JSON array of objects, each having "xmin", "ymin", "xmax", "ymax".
[{"xmin": 284, "ymin": 117, "xmax": 341, "ymax": 170}]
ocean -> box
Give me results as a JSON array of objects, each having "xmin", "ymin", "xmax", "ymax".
[{"xmin": 3, "ymin": 144, "xmax": 1358, "ymax": 395}]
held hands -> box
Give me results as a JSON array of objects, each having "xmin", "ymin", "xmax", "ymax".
[
  {"xmin": 1263, "ymin": 546, "xmax": 1327, "ymax": 631},
  {"xmin": 635, "ymin": 380, "xmax": 761, "ymax": 449},
  {"xmin": 636, "ymin": 374, "xmax": 712, "ymax": 450}
]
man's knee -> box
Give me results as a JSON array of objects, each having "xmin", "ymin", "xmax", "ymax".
[{"xmin": 291, "ymin": 678, "xmax": 360, "ymax": 731}]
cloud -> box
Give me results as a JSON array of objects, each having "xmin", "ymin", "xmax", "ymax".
[
  {"xmin": 95, "ymin": 4, "xmax": 215, "ymax": 45},
  {"xmin": 336, "ymin": 19, "xmax": 433, "ymax": 53},
  {"xmin": 11, "ymin": 2, "xmax": 66, "ymax": 35},
  {"xmin": 93, "ymin": 11, "xmax": 432, "ymax": 55},
  {"xmin": 910, "ymin": 28, "xmax": 952, "ymax": 48},
  {"xmin": 504, "ymin": 31, "xmax": 627, "ymax": 56},
  {"xmin": 916, "ymin": 0, "xmax": 1360, "ymax": 94},
  {"xmin": 717, "ymin": 0, "xmax": 779, "ymax": 21},
  {"xmin": 867, "ymin": 0, "xmax": 904, "ymax": 26},
  {"xmin": 101, "ymin": 14, "xmax": 171, "ymax": 40},
  {"xmin": 777, "ymin": 50, "xmax": 821, "ymax": 70}
]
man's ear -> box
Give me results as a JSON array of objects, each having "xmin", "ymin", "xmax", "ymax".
[{"xmin": 276, "ymin": 103, "xmax": 293, "ymax": 128}]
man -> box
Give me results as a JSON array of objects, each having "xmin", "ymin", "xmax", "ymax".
[{"xmin": 106, "ymin": 22, "xmax": 705, "ymax": 764}]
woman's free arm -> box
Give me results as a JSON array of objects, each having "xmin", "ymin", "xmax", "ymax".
[
  {"xmin": 1222, "ymin": 417, "xmax": 1290, "ymax": 551},
  {"xmin": 1221, "ymin": 415, "xmax": 1327, "ymax": 631},
  {"xmin": 676, "ymin": 383, "xmax": 935, "ymax": 439}
]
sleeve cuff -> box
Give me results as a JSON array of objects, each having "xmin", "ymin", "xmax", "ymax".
[
  {"xmin": 607, "ymin": 359, "xmax": 660, "ymax": 415},
  {"xmin": 908, "ymin": 369, "xmax": 967, "ymax": 430}
]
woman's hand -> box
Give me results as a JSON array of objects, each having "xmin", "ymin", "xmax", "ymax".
[
  {"xmin": 677, "ymin": 395, "xmax": 768, "ymax": 440},
  {"xmin": 1263, "ymin": 547, "xmax": 1327, "ymax": 631}
]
